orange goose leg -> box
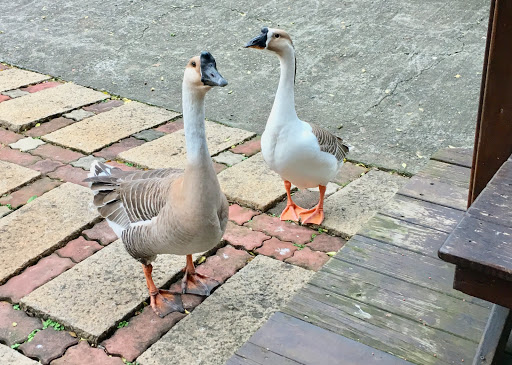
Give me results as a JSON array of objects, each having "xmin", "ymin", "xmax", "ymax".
[
  {"xmin": 280, "ymin": 180, "xmax": 307, "ymax": 222},
  {"xmin": 299, "ymin": 185, "xmax": 326, "ymax": 225},
  {"xmin": 143, "ymin": 264, "xmax": 184, "ymax": 318},
  {"xmin": 181, "ymin": 254, "xmax": 219, "ymax": 296}
]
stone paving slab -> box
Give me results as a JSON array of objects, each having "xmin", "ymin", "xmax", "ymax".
[
  {"xmin": 43, "ymin": 102, "xmax": 178, "ymax": 154},
  {"xmin": 0, "ymin": 68, "xmax": 50, "ymax": 93},
  {"xmin": 0, "ymin": 183, "xmax": 98, "ymax": 284},
  {"xmin": 138, "ymin": 255, "xmax": 314, "ymax": 365},
  {"xmin": 0, "ymin": 83, "xmax": 106, "ymax": 132},
  {"xmin": 21, "ymin": 240, "xmax": 202, "ymax": 344},
  {"xmin": 0, "ymin": 344, "xmax": 40, "ymax": 365},
  {"xmin": 322, "ymin": 170, "xmax": 409, "ymax": 237},
  {"xmin": 119, "ymin": 121, "xmax": 254, "ymax": 169},
  {"xmin": 0, "ymin": 160, "xmax": 41, "ymax": 195},
  {"xmin": 217, "ymin": 153, "xmax": 285, "ymax": 211}
]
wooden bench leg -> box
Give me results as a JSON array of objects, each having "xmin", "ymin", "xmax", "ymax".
[{"xmin": 473, "ymin": 304, "xmax": 512, "ymax": 365}]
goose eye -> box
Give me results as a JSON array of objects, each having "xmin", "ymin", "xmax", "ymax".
[
  {"xmin": 191, "ymin": 61, "xmax": 196, "ymax": 67},
  {"xmin": 275, "ymin": 34, "xmax": 280, "ymax": 38}
]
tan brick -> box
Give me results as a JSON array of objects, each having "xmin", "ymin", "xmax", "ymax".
[
  {"xmin": 119, "ymin": 121, "xmax": 254, "ymax": 169},
  {"xmin": 21, "ymin": 240, "xmax": 202, "ymax": 344},
  {"xmin": 217, "ymin": 153, "xmax": 285, "ymax": 211},
  {"xmin": 0, "ymin": 183, "xmax": 99, "ymax": 283},
  {"xmin": 43, "ymin": 102, "xmax": 178, "ymax": 154},
  {"xmin": 0, "ymin": 160, "xmax": 40, "ymax": 195},
  {"xmin": 0, "ymin": 83, "xmax": 106, "ymax": 132},
  {"xmin": 0, "ymin": 68, "xmax": 50, "ymax": 92}
]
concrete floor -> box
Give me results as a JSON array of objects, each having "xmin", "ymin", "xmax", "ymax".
[{"xmin": 1, "ymin": 0, "xmax": 489, "ymax": 172}]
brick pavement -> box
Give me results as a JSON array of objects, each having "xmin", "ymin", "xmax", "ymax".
[{"xmin": 0, "ymin": 65, "xmax": 409, "ymax": 364}]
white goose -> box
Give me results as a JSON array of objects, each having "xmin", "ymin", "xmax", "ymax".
[
  {"xmin": 245, "ymin": 28, "xmax": 351, "ymax": 225},
  {"xmin": 85, "ymin": 52, "xmax": 229, "ymax": 317}
]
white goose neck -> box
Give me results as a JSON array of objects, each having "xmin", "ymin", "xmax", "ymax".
[
  {"xmin": 182, "ymin": 84, "xmax": 210, "ymax": 166},
  {"xmin": 269, "ymin": 45, "xmax": 298, "ymax": 124}
]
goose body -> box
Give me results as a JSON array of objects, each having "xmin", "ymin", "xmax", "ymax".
[
  {"xmin": 85, "ymin": 52, "xmax": 228, "ymax": 317},
  {"xmin": 246, "ymin": 28, "xmax": 350, "ymax": 224}
]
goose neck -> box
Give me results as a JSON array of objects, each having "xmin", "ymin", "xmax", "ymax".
[
  {"xmin": 182, "ymin": 85, "xmax": 210, "ymax": 167},
  {"xmin": 269, "ymin": 46, "xmax": 298, "ymax": 123}
]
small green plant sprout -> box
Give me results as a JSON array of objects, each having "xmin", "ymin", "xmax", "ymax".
[
  {"xmin": 27, "ymin": 195, "xmax": 37, "ymax": 203},
  {"xmin": 11, "ymin": 343, "xmax": 21, "ymax": 349},
  {"xmin": 311, "ymin": 233, "xmax": 317, "ymax": 239},
  {"xmin": 12, "ymin": 304, "xmax": 20, "ymax": 310},
  {"xmin": 117, "ymin": 320, "xmax": 129, "ymax": 329},
  {"xmin": 43, "ymin": 319, "xmax": 64, "ymax": 331},
  {"xmin": 326, "ymin": 252, "xmax": 336, "ymax": 257},
  {"xmin": 293, "ymin": 243, "xmax": 305, "ymax": 250},
  {"xmin": 27, "ymin": 329, "xmax": 41, "ymax": 342}
]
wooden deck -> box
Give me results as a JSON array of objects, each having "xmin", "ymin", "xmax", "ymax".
[{"xmin": 228, "ymin": 148, "xmax": 502, "ymax": 365}]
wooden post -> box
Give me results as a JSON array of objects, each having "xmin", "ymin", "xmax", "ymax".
[{"xmin": 468, "ymin": 0, "xmax": 512, "ymax": 207}]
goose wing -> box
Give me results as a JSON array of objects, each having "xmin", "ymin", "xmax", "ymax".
[
  {"xmin": 85, "ymin": 162, "xmax": 183, "ymax": 233},
  {"xmin": 308, "ymin": 123, "xmax": 351, "ymax": 162}
]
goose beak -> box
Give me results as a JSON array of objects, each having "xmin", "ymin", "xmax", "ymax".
[
  {"xmin": 244, "ymin": 27, "xmax": 268, "ymax": 49},
  {"xmin": 200, "ymin": 51, "xmax": 228, "ymax": 87}
]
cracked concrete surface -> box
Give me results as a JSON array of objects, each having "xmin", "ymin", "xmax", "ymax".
[{"xmin": 0, "ymin": 0, "xmax": 489, "ymax": 172}]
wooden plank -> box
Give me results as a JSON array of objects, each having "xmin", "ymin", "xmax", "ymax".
[
  {"xmin": 473, "ymin": 305, "xmax": 512, "ymax": 365},
  {"xmin": 284, "ymin": 286, "xmax": 478, "ymax": 365},
  {"xmin": 491, "ymin": 158, "xmax": 512, "ymax": 187},
  {"xmin": 417, "ymin": 160, "xmax": 471, "ymax": 189},
  {"xmin": 439, "ymin": 216, "xmax": 512, "ymax": 280},
  {"xmin": 454, "ymin": 267, "xmax": 512, "ymax": 309},
  {"xmin": 399, "ymin": 175, "xmax": 468, "ymax": 211},
  {"xmin": 229, "ymin": 343, "xmax": 303, "ymax": 365},
  {"xmin": 357, "ymin": 214, "xmax": 450, "ymax": 259},
  {"xmin": 240, "ymin": 312, "xmax": 414, "ymax": 365},
  {"xmin": 468, "ymin": 183, "xmax": 512, "ymax": 228},
  {"xmin": 310, "ymin": 259, "xmax": 488, "ymax": 342},
  {"xmin": 380, "ymin": 194, "xmax": 464, "ymax": 234},
  {"xmin": 469, "ymin": 0, "xmax": 512, "ymax": 205},
  {"xmin": 431, "ymin": 147, "xmax": 473, "ymax": 168},
  {"xmin": 336, "ymin": 235, "xmax": 490, "ymax": 307}
]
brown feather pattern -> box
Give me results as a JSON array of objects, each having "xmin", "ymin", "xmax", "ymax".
[{"xmin": 309, "ymin": 123, "xmax": 351, "ymax": 162}]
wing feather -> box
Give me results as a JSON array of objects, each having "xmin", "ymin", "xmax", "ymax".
[{"xmin": 309, "ymin": 123, "xmax": 352, "ymax": 162}]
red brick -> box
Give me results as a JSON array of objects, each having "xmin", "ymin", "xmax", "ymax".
[
  {"xmin": 47, "ymin": 165, "xmax": 89, "ymax": 187},
  {"xmin": 255, "ymin": 237, "xmax": 297, "ymax": 261},
  {"xmin": 82, "ymin": 100, "xmax": 124, "ymax": 114},
  {"xmin": 93, "ymin": 137, "xmax": 144, "ymax": 160},
  {"xmin": 56, "ymin": 237, "xmax": 103, "ymax": 263},
  {"xmin": 0, "ymin": 94, "xmax": 11, "ymax": 103},
  {"xmin": 28, "ymin": 159, "xmax": 65, "ymax": 174},
  {"xmin": 0, "ymin": 302, "xmax": 42, "ymax": 346},
  {"xmin": 231, "ymin": 137, "xmax": 261, "ymax": 156},
  {"xmin": 333, "ymin": 162, "xmax": 368, "ymax": 186},
  {"xmin": 0, "ymin": 177, "xmax": 61, "ymax": 209},
  {"xmin": 0, "ymin": 129, "xmax": 23, "ymax": 145},
  {"xmin": 31, "ymin": 144, "xmax": 84, "ymax": 163},
  {"xmin": 196, "ymin": 245, "xmax": 251, "ymax": 283},
  {"xmin": 307, "ymin": 234, "xmax": 346, "ymax": 253},
  {"xmin": 0, "ymin": 254, "xmax": 74, "ymax": 303},
  {"xmin": 0, "ymin": 64, "xmax": 10, "ymax": 71},
  {"xmin": 19, "ymin": 328, "xmax": 78, "ymax": 365},
  {"xmin": 212, "ymin": 160, "xmax": 227, "ymax": 174},
  {"xmin": 51, "ymin": 341, "xmax": 124, "ymax": 365},
  {"xmin": 223, "ymin": 221, "xmax": 270, "ymax": 250},
  {"xmin": 285, "ymin": 247, "xmax": 329, "ymax": 271},
  {"xmin": 0, "ymin": 146, "xmax": 42, "ymax": 166},
  {"xmin": 25, "ymin": 117, "xmax": 75, "ymax": 138},
  {"xmin": 102, "ymin": 307, "xmax": 186, "ymax": 362},
  {"xmin": 155, "ymin": 119, "xmax": 184, "ymax": 134},
  {"xmin": 21, "ymin": 81, "xmax": 61, "ymax": 93},
  {"xmin": 82, "ymin": 220, "xmax": 118, "ymax": 246},
  {"xmin": 247, "ymin": 214, "xmax": 314, "ymax": 245},
  {"xmin": 228, "ymin": 204, "xmax": 260, "ymax": 225}
]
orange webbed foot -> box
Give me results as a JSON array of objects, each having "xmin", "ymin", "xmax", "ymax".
[
  {"xmin": 181, "ymin": 272, "xmax": 219, "ymax": 297},
  {"xmin": 150, "ymin": 289, "xmax": 185, "ymax": 318},
  {"xmin": 280, "ymin": 203, "xmax": 308, "ymax": 222},
  {"xmin": 299, "ymin": 207, "xmax": 325, "ymax": 225}
]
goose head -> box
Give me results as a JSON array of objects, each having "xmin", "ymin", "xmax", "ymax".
[
  {"xmin": 245, "ymin": 27, "xmax": 294, "ymax": 55},
  {"xmin": 184, "ymin": 51, "xmax": 228, "ymax": 92}
]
